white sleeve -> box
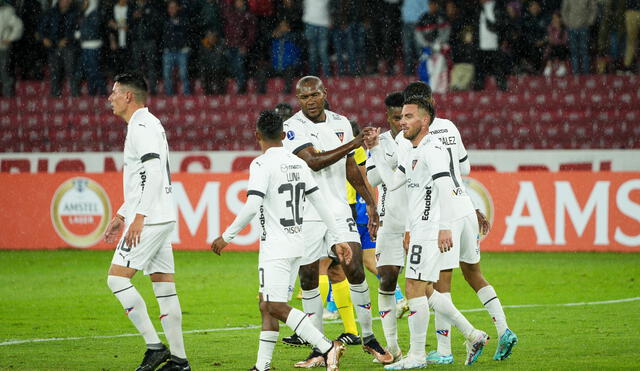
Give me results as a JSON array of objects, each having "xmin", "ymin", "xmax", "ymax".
[
  {"xmin": 283, "ymin": 119, "xmax": 314, "ymax": 155},
  {"xmin": 222, "ymin": 159, "xmax": 269, "ymax": 242},
  {"xmin": 366, "ymin": 164, "xmax": 382, "ymax": 187},
  {"xmin": 222, "ymin": 194, "xmax": 262, "ymax": 242},
  {"xmin": 456, "ymin": 126, "xmax": 470, "ymax": 175},
  {"xmin": 117, "ymin": 203, "xmax": 126, "ymax": 217},
  {"xmin": 134, "ymin": 158, "xmax": 163, "ymax": 216},
  {"xmin": 370, "ymin": 146, "xmax": 406, "ymax": 191}
]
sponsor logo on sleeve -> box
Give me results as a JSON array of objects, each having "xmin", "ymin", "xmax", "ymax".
[{"xmin": 286, "ymin": 130, "xmax": 295, "ymax": 140}]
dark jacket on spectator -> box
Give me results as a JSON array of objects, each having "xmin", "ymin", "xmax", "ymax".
[
  {"xmin": 131, "ymin": 0, "xmax": 161, "ymax": 42},
  {"xmin": 221, "ymin": 1, "xmax": 256, "ymax": 49},
  {"xmin": 276, "ymin": 0, "xmax": 303, "ymax": 33},
  {"xmin": 330, "ymin": 0, "xmax": 366, "ymax": 27},
  {"xmin": 163, "ymin": 13, "xmax": 189, "ymax": 51},
  {"xmin": 39, "ymin": 3, "xmax": 78, "ymax": 46}
]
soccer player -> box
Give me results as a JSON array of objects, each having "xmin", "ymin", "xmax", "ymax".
[
  {"xmin": 282, "ymin": 76, "xmax": 393, "ymax": 366},
  {"xmin": 364, "ymin": 91, "xmax": 409, "ymax": 362},
  {"xmin": 104, "ymin": 72, "xmax": 190, "ymax": 371},
  {"xmin": 403, "ymin": 82, "xmax": 518, "ymax": 363},
  {"xmin": 211, "ymin": 110, "xmax": 348, "ymax": 371},
  {"xmin": 365, "ymin": 97, "xmax": 489, "ymax": 369}
]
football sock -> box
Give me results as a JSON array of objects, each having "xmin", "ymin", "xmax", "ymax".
[
  {"xmin": 394, "ymin": 284, "xmax": 405, "ymax": 302},
  {"xmin": 255, "ymin": 330, "xmax": 278, "ymax": 371},
  {"xmin": 286, "ymin": 308, "xmax": 332, "ymax": 354},
  {"xmin": 434, "ymin": 292, "xmax": 453, "ymax": 355},
  {"xmin": 332, "ymin": 279, "xmax": 358, "ymax": 335},
  {"xmin": 107, "ymin": 275, "xmax": 161, "ymax": 346},
  {"xmin": 319, "ymin": 275, "xmax": 330, "ymax": 305},
  {"xmin": 428, "ymin": 290, "xmax": 474, "ymax": 339},
  {"xmin": 152, "ymin": 282, "xmax": 187, "ymax": 359},
  {"xmin": 407, "ymin": 296, "xmax": 429, "ymax": 359},
  {"xmin": 477, "ymin": 285, "xmax": 508, "ymax": 337},
  {"xmin": 350, "ymin": 281, "xmax": 373, "ymax": 338},
  {"xmin": 378, "ymin": 289, "xmax": 399, "ymax": 354},
  {"xmin": 302, "ymin": 288, "xmax": 324, "ymax": 332}
]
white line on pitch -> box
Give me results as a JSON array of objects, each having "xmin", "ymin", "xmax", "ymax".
[{"xmin": 2, "ymin": 296, "xmax": 638, "ymax": 347}]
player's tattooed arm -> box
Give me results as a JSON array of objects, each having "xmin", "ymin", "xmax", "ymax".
[
  {"xmin": 104, "ymin": 213, "xmax": 125, "ymax": 243},
  {"xmin": 294, "ymin": 132, "xmax": 364, "ymax": 171},
  {"xmin": 476, "ymin": 209, "xmax": 491, "ymax": 235},
  {"xmin": 346, "ymin": 156, "xmax": 380, "ymax": 238}
]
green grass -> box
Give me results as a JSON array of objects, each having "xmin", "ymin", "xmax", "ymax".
[{"xmin": 1, "ymin": 250, "xmax": 639, "ymax": 370}]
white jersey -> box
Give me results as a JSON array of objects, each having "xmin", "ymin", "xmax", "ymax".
[
  {"xmin": 428, "ymin": 118, "xmax": 475, "ymax": 219},
  {"xmin": 118, "ymin": 107, "xmax": 175, "ymax": 226},
  {"xmin": 244, "ymin": 147, "xmax": 320, "ymax": 261},
  {"xmin": 398, "ymin": 135, "xmax": 451, "ymax": 240},
  {"xmin": 367, "ymin": 130, "xmax": 407, "ymax": 233},
  {"xmin": 282, "ymin": 109, "xmax": 354, "ymax": 221}
]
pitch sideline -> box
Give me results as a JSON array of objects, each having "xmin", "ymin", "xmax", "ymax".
[{"xmin": 2, "ymin": 296, "xmax": 638, "ymax": 347}]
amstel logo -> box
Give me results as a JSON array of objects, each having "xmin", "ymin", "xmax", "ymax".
[
  {"xmin": 463, "ymin": 176, "xmax": 494, "ymax": 240},
  {"xmin": 50, "ymin": 177, "xmax": 111, "ymax": 248}
]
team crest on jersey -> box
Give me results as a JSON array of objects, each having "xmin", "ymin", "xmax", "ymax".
[
  {"xmin": 286, "ymin": 130, "xmax": 295, "ymax": 140},
  {"xmin": 335, "ymin": 131, "xmax": 345, "ymax": 142},
  {"xmin": 412, "ymin": 159, "xmax": 418, "ymax": 170},
  {"xmin": 50, "ymin": 177, "xmax": 112, "ymax": 248}
]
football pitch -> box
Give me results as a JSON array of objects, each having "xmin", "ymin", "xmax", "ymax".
[{"xmin": 1, "ymin": 250, "xmax": 638, "ymax": 370}]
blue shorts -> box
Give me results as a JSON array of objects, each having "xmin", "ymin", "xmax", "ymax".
[{"xmin": 357, "ymin": 224, "xmax": 376, "ymax": 250}]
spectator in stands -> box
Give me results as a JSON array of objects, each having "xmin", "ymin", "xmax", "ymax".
[
  {"xmin": 130, "ymin": 0, "xmax": 161, "ymax": 95},
  {"xmin": 561, "ymin": 0, "xmax": 597, "ymax": 74},
  {"xmin": 266, "ymin": 19, "xmax": 301, "ymax": 94},
  {"xmin": 198, "ymin": 0, "xmax": 223, "ymax": 37},
  {"xmin": 474, "ymin": 0, "xmax": 508, "ymax": 91},
  {"xmin": 198, "ymin": 29, "xmax": 227, "ymax": 95},
  {"xmin": 330, "ymin": 0, "xmax": 366, "ymax": 76},
  {"xmin": 595, "ymin": 0, "xmax": 625, "ymax": 74},
  {"xmin": 247, "ymin": 0, "xmax": 276, "ymax": 94},
  {"xmin": 415, "ymin": 0, "xmax": 450, "ymax": 93},
  {"xmin": 0, "ymin": 0, "xmax": 23, "ymax": 97},
  {"xmin": 276, "ymin": 0, "xmax": 304, "ymax": 36},
  {"xmin": 543, "ymin": 11, "xmax": 569, "ymax": 76},
  {"xmin": 221, "ymin": 0, "xmax": 256, "ymax": 94},
  {"xmin": 522, "ymin": 1, "xmax": 547, "ymax": 73},
  {"xmin": 11, "ymin": 0, "xmax": 42, "ymax": 81},
  {"xmin": 77, "ymin": 0, "xmax": 106, "ymax": 96},
  {"xmin": 302, "ymin": 0, "xmax": 330, "ymax": 76},
  {"xmin": 162, "ymin": 0, "xmax": 191, "ymax": 95},
  {"xmin": 108, "ymin": 0, "xmax": 133, "ymax": 76},
  {"xmin": 378, "ymin": 0, "xmax": 403, "ymax": 75},
  {"xmin": 450, "ymin": 27, "xmax": 477, "ymax": 91},
  {"xmin": 401, "ymin": 0, "xmax": 428, "ymax": 76},
  {"xmin": 623, "ymin": 0, "xmax": 640, "ymax": 72},
  {"xmin": 39, "ymin": 0, "xmax": 80, "ymax": 97},
  {"xmin": 502, "ymin": 1, "xmax": 526, "ymax": 73}
]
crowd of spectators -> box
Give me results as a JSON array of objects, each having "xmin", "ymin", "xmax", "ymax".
[{"xmin": 0, "ymin": 0, "xmax": 639, "ymax": 97}]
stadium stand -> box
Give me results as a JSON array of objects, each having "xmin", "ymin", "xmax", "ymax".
[{"xmin": 1, "ymin": 74, "xmax": 638, "ymax": 152}]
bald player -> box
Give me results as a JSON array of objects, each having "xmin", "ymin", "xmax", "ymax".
[{"xmin": 282, "ymin": 76, "xmax": 394, "ymax": 366}]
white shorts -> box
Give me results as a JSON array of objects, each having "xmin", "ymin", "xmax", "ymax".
[
  {"xmin": 404, "ymin": 239, "xmax": 441, "ymax": 283},
  {"xmin": 440, "ymin": 214, "xmax": 481, "ymax": 270},
  {"xmin": 259, "ymin": 257, "xmax": 301, "ymax": 302},
  {"xmin": 111, "ymin": 222, "xmax": 175, "ymax": 275},
  {"xmin": 375, "ymin": 232, "xmax": 405, "ymax": 268},
  {"xmin": 302, "ymin": 211, "xmax": 360, "ymax": 265}
]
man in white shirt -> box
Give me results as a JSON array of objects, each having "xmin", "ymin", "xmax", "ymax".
[
  {"xmin": 211, "ymin": 110, "xmax": 349, "ymax": 371},
  {"xmin": 365, "ymin": 92, "xmax": 408, "ymax": 362},
  {"xmin": 103, "ymin": 73, "xmax": 189, "ymax": 371},
  {"xmin": 365, "ymin": 97, "xmax": 489, "ymax": 369},
  {"xmin": 282, "ymin": 76, "xmax": 393, "ymax": 366},
  {"xmin": 402, "ymin": 81, "xmax": 517, "ymax": 364},
  {"xmin": 474, "ymin": 0, "xmax": 508, "ymax": 91}
]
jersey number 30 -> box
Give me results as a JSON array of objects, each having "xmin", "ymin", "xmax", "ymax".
[{"xmin": 278, "ymin": 183, "xmax": 305, "ymax": 227}]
